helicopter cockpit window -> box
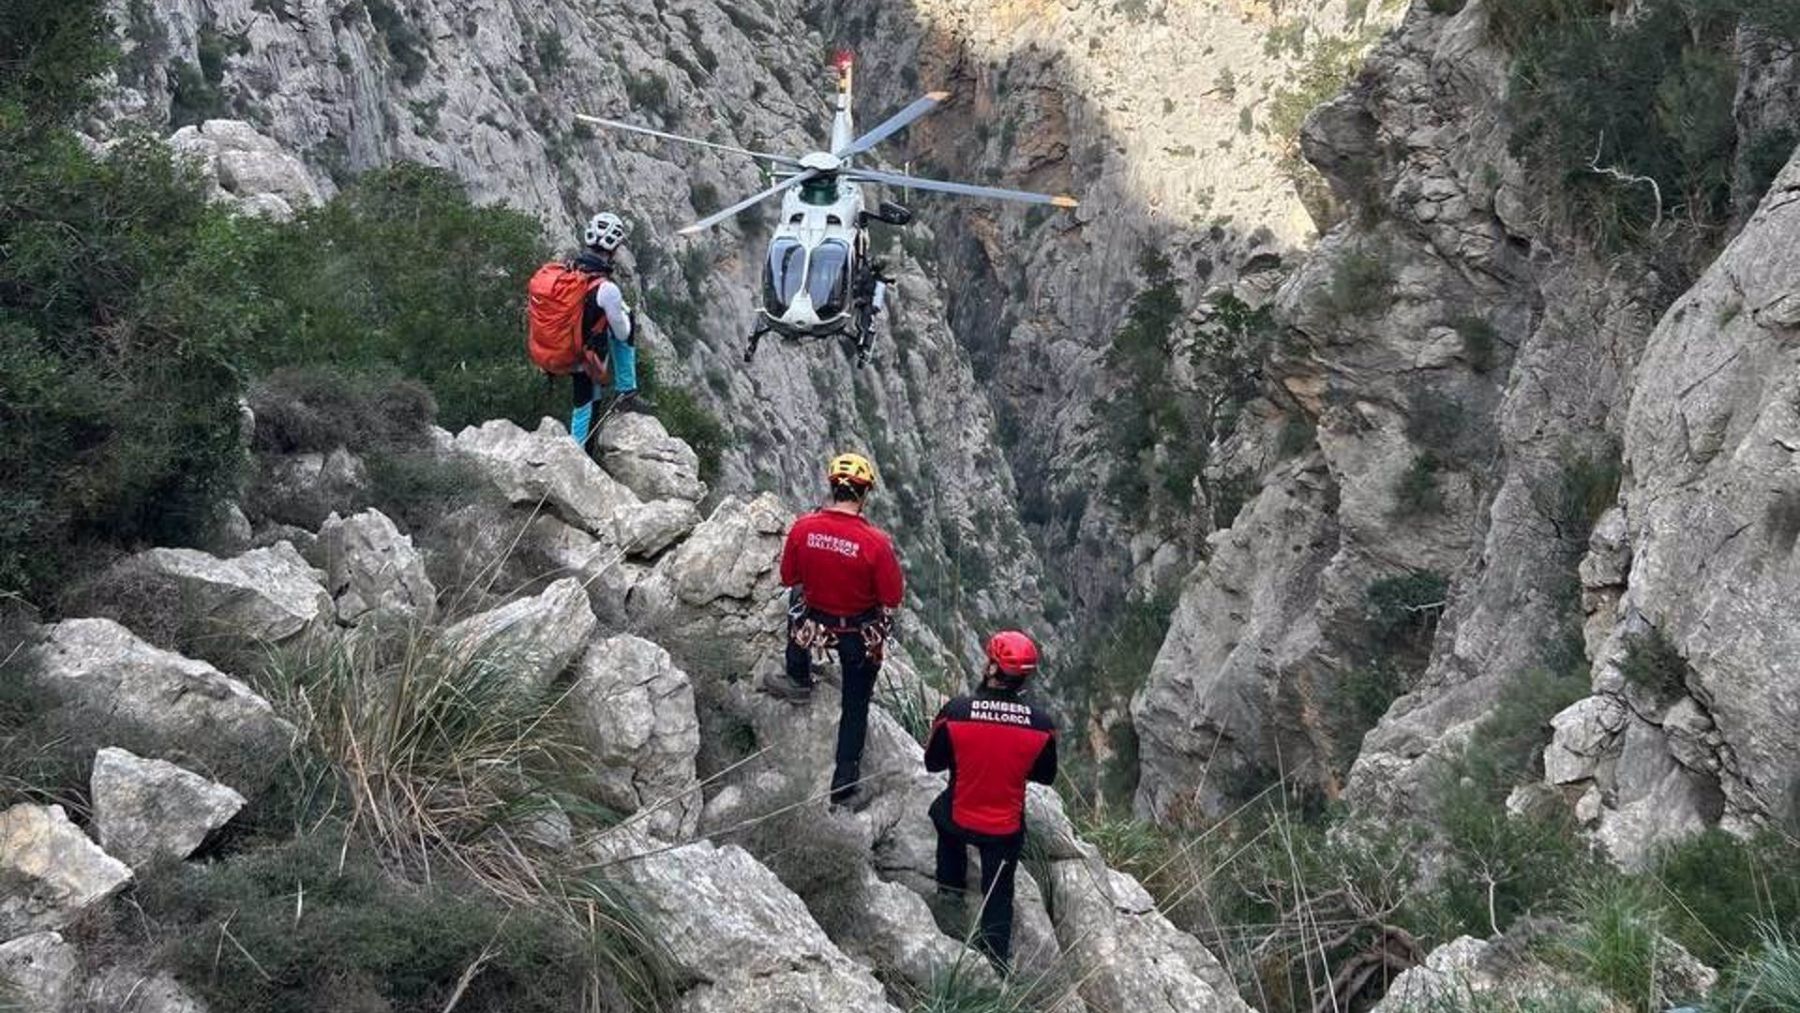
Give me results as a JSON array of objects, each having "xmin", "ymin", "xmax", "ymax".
[
  {"xmin": 799, "ymin": 178, "xmax": 839, "ymax": 206},
  {"xmin": 764, "ymin": 239, "xmax": 806, "ymax": 315},
  {"xmin": 806, "ymin": 240, "xmax": 851, "ymax": 319}
]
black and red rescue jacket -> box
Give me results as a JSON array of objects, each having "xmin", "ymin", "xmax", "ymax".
[{"xmin": 925, "ymin": 688, "xmax": 1058, "ymax": 843}]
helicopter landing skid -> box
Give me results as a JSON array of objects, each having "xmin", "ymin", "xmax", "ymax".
[{"xmin": 744, "ymin": 324, "xmax": 771, "ymax": 364}]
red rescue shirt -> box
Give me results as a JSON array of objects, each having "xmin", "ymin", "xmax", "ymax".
[
  {"xmin": 925, "ymin": 690, "xmax": 1058, "ymax": 841},
  {"xmin": 780, "ymin": 509, "xmax": 904, "ymax": 618}
]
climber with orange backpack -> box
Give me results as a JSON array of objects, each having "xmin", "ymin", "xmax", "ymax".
[{"xmin": 526, "ymin": 211, "xmax": 653, "ymax": 449}]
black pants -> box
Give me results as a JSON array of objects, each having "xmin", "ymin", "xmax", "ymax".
[
  {"xmin": 787, "ymin": 630, "xmax": 878, "ymax": 799},
  {"xmin": 935, "ymin": 827, "xmax": 1023, "ymax": 968}
]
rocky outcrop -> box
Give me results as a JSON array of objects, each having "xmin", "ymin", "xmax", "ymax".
[
  {"xmin": 443, "ymin": 576, "xmax": 597, "ymax": 694},
  {"xmin": 82, "ymin": 968, "xmax": 209, "ymax": 1013},
  {"xmin": 26, "ymin": 618, "xmax": 295, "ymax": 791},
  {"xmin": 0, "ymin": 804, "xmax": 133, "ymax": 938},
  {"xmin": 1047, "ymin": 856, "xmax": 1251, "ymax": 1013},
  {"xmin": 107, "ymin": 542, "xmax": 334, "ymax": 646},
  {"xmin": 1543, "ymin": 146, "xmax": 1800, "ymax": 855},
  {"xmin": 597, "ymin": 415, "xmax": 707, "ymax": 504},
  {"xmin": 569, "ymin": 635, "xmax": 702, "ymax": 840},
  {"xmin": 0, "ymin": 932, "xmax": 81, "ymax": 1012},
  {"xmin": 90, "ymin": 747, "xmax": 247, "ymax": 869},
  {"xmin": 316, "ymin": 508, "xmax": 436, "ymax": 625},
  {"xmin": 168, "ymin": 118, "xmax": 323, "ymax": 220},
  {"xmin": 591, "ymin": 830, "xmax": 900, "ymax": 1013},
  {"xmin": 450, "ymin": 418, "xmax": 641, "ymax": 538}
]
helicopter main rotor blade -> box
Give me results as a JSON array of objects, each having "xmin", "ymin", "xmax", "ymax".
[
  {"xmin": 832, "ymin": 92, "xmax": 949, "ymax": 159},
  {"xmin": 846, "ymin": 168, "xmax": 1079, "ymax": 207},
  {"xmin": 678, "ymin": 169, "xmax": 821, "ymax": 235},
  {"xmin": 575, "ymin": 114, "xmax": 803, "ymax": 167}
]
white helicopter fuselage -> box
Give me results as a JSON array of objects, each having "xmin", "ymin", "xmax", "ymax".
[{"xmin": 757, "ymin": 58, "xmax": 872, "ymax": 338}]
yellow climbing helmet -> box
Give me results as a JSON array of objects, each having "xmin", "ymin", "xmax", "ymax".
[{"xmin": 826, "ymin": 452, "xmax": 877, "ymax": 489}]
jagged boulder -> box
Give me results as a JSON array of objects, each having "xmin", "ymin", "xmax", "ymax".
[
  {"xmin": 1372, "ymin": 934, "xmax": 1612, "ymax": 1012},
  {"xmin": 629, "ymin": 494, "xmax": 789, "ymax": 673},
  {"xmin": 316, "ymin": 508, "xmax": 436, "ymax": 624},
  {"xmin": 833, "ymin": 870, "xmax": 1002, "ymax": 995},
  {"xmin": 168, "ymin": 119, "xmax": 322, "ymax": 220},
  {"xmin": 591, "ymin": 830, "xmax": 901, "ymax": 1013},
  {"xmin": 443, "ymin": 577, "xmax": 597, "ymax": 693},
  {"xmin": 1045, "ymin": 855, "xmax": 1252, "ymax": 1013},
  {"xmin": 0, "ymin": 932, "xmax": 80, "ymax": 1012},
  {"xmin": 449, "ymin": 418, "xmax": 640, "ymax": 538},
  {"xmin": 91, "ymin": 747, "xmax": 247, "ymax": 869},
  {"xmin": 0, "ymin": 804, "xmax": 133, "ymax": 938},
  {"xmin": 615, "ymin": 499, "xmax": 703, "ymax": 559},
  {"xmin": 83, "ymin": 968, "xmax": 209, "ymax": 1013},
  {"xmin": 26, "ymin": 619, "xmax": 295, "ymax": 791},
  {"xmin": 255, "ymin": 448, "xmax": 369, "ymax": 529},
  {"xmin": 569, "ymin": 636, "xmax": 702, "ymax": 840},
  {"xmin": 597, "ymin": 414, "xmax": 707, "ymax": 503},
  {"xmin": 107, "ymin": 542, "xmax": 333, "ymax": 645}
]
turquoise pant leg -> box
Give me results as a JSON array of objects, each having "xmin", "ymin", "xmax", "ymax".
[
  {"xmin": 610, "ymin": 334, "xmax": 637, "ymax": 394},
  {"xmin": 570, "ymin": 401, "xmax": 595, "ymax": 445}
]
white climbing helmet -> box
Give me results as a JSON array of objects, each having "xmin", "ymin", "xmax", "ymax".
[{"xmin": 585, "ymin": 211, "xmax": 630, "ymax": 252}]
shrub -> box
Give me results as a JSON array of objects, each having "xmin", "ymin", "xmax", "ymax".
[
  {"xmin": 1405, "ymin": 388, "xmax": 1474, "ymax": 464},
  {"xmin": 1655, "ymin": 830, "xmax": 1800, "ymax": 967},
  {"xmin": 1454, "ymin": 315, "xmax": 1499, "ymax": 373},
  {"xmin": 246, "ymin": 628, "xmax": 597, "ymax": 878},
  {"xmin": 366, "ymin": 0, "xmax": 430, "ymax": 86},
  {"xmin": 1364, "ymin": 571, "xmax": 1449, "ymax": 647},
  {"xmin": 112, "ymin": 833, "xmax": 667, "ymax": 1013},
  {"xmin": 625, "ymin": 72, "xmax": 672, "ymax": 117},
  {"xmin": 1496, "ymin": 0, "xmax": 1789, "ymax": 249},
  {"xmin": 1319, "ymin": 246, "xmax": 1395, "ymax": 319},
  {"xmin": 1277, "ymin": 414, "xmax": 1318, "ymax": 458},
  {"xmin": 1617, "ymin": 625, "xmax": 1689, "ymax": 698},
  {"xmin": 1, "ymin": 129, "xmax": 263, "ymax": 602},
  {"xmin": 1542, "ymin": 442, "xmax": 1621, "ymax": 547},
  {"xmin": 1726, "ymin": 925, "xmax": 1800, "ymax": 1012},
  {"xmin": 248, "ymin": 366, "xmax": 436, "ymax": 455},
  {"xmin": 0, "ymin": 0, "xmax": 116, "ymax": 132},
  {"xmin": 1560, "ymin": 878, "xmax": 1663, "ymax": 1009},
  {"xmin": 1394, "ymin": 454, "xmax": 1446, "ymax": 516},
  {"xmin": 251, "ymin": 165, "xmax": 552, "ymax": 432}
]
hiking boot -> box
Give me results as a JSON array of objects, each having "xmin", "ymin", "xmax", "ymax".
[
  {"xmin": 759, "ymin": 668, "xmax": 815, "ymax": 704},
  {"xmin": 608, "ymin": 390, "xmax": 657, "ymax": 416},
  {"xmin": 828, "ymin": 785, "xmax": 874, "ymax": 813}
]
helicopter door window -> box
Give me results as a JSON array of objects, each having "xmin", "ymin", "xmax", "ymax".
[
  {"xmin": 806, "ymin": 240, "xmax": 850, "ymax": 318},
  {"xmin": 764, "ymin": 239, "xmax": 806, "ymax": 314}
]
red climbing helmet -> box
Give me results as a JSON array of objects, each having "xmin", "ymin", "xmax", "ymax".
[{"xmin": 985, "ymin": 630, "xmax": 1040, "ymax": 679}]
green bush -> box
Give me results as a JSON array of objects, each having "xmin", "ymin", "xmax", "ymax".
[
  {"xmin": 1496, "ymin": 0, "xmax": 1795, "ymax": 249},
  {"xmin": 1618, "ymin": 625, "xmax": 1690, "ymax": 698},
  {"xmin": 248, "ymin": 366, "xmax": 436, "ymax": 455},
  {"xmin": 116, "ymin": 833, "xmax": 663, "ymax": 1013},
  {"xmin": 1454, "ymin": 315, "xmax": 1499, "ymax": 373},
  {"xmin": 366, "ymin": 0, "xmax": 430, "ymax": 86},
  {"xmin": 1395, "ymin": 454, "xmax": 1446, "ymax": 516},
  {"xmin": 1, "ymin": 128, "xmax": 262, "ymax": 601},
  {"xmin": 1560, "ymin": 878, "xmax": 1663, "ymax": 1009},
  {"xmin": 1318, "ymin": 246, "xmax": 1395, "ymax": 319},
  {"xmin": 1726, "ymin": 926, "xmax": 1800, "ymax": 1012},
  {"xmin": 1364, "ymin": 571, "xmax": 1449, "ymax": 646},
  {"xmin": 1654, "ymin": 830, "xmax": 1800, "ymax": 967},
  {"xmin": 1543, "ymin": 442, "xmax": 1621, "ymax": 546},
  {"xmin": 251, "ymin": 165, "xmax": 553, "ymax": 432}
]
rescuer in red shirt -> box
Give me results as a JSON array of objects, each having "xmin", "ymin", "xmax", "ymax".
[
  {"xmin": 925, "ymin": 631, "xmax": 1058, "ymax": 970},
  {"xmin": 765, "ymin": 451, "xmax": 905, "ymax": 807}
]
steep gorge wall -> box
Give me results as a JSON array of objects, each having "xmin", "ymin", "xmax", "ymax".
[{"xmin": 1132, "ymin": 0, "xmax": 1800, "ymax": 855}]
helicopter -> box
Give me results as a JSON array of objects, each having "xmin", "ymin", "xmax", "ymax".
[{"xmin": 578, "ymin": 52, "xmax": 1077, "ymax": 367}]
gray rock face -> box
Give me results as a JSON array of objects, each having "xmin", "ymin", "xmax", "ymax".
[
  {"xmin": 90, "ymin": 748, "xmax": 247, "ymax": 869},
  {"xmin": 316, "ymin": 508, "xmax": 436, "ymax": 625},
  {"xmin": 0, "ymin": 932, "xmax": 80, "ymax": 1012},
  {"xmin": 833, "ymin": 870, "xmax": 1001, "ymax": 996},
  {"xmin": 168, "ymin": 118, "xmax": 322, "ymax": 220},
  {"xmin": 81, "ymin": 968, "xmax": 209, "ymax": 1013},
  {"xmin": 1045, "ymin": 856, "xmax": 1251, "ymax": 1013},
  {"xmin": 592, "ymin": 830, "xmax": 900, "ymax": 1013},
  {"xmin": 1133, "ymin": 459, "xmax": 1340, "ymax": 820},
  {"xmin": 111, "ymin": 542, "xmax": 333, "ymax": 646},
  {"xmin": 443, "ymin": 577, "xmax": 597, "ymax": 694},
  {"xmin": 1582, "ymin": 147, "xmax": 1800, "ymax": 832},
  {"xmin": 0, "ymin": 804, "xmax": 133, "ymax": 938},
  {"xmin": 27, "ymin": 618, "xmax": 295, "ymax": 791},
  {"xmin": 569, "ymin": 636, "xmax": 702, "ymax": 840},
  {"xmin": 450, "ymin": 418, "xmax": 641, "ymax": 539},
  {"xmin": 597, "ymin": 414, "xmax": 707, "ymax": 503}
]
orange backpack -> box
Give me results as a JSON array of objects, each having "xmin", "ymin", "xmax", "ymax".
[{"xmin": 526, "ymin": 261, "xmax": 604, "ymax": 374}]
